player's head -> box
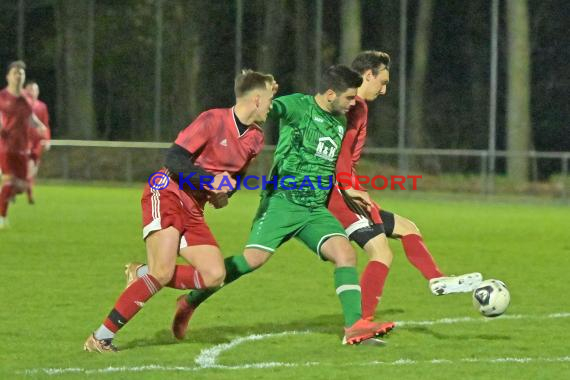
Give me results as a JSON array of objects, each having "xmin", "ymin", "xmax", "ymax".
[
  {"xmin": 351, "ymin": 51, "xmax": 391, "ymax": 101},
  {"xmin": 6, "ymin": 60, "xmax": 26, "ymax": 89},
  {"xmin": 317, "ymin": 65, "xmax": 362, "ymax": 115},
  {"xmin": 25, "ymin": 80, "xmax": 39, "ymax": 100},
  {"xmin": 234, "ymin": 69, "xmax": 276, "ymax": 123}
]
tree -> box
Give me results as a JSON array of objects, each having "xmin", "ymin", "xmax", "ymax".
[
  {"xmin": 55, "ymin": 0, "xmax": 95, "ymax": 139},
  {"xmin": 506, "ymin": 0, "xmax": 531, "ymax": 184},
  {"xmin": 293, "ymin": 0, "xmax": 310, "ymax": 93},
  {"xmin": 408, "ymin": 0, "xmax": 436, "ymax": 170},
  {"xmin": 339, "ymin": 0, "xmax": 361, "ymax": 65},
  {"xmin": 257, "ymin": 0, "xmax": 287, "ymax": 144},
  {"xmin": 168, "ymin": 0, "xmax": 203, "ymax": 131}
]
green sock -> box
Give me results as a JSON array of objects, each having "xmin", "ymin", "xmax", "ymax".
[
  {"xmin": 334, "ymin": 266, "xmax": 362, "ymax": 327},
  {"xmin": 186, "ymin": 255, "xmax": 253, "ymax": 307}
]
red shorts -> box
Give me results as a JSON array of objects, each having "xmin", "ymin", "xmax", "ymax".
[
  {"xmin": 328, "ymin": 186, "xmax": 383, "ymax": 235},
  {"xmin": 0, "ymin": 151, "xmax": 28, "ymax": 180},
  {"xmin": 141, "ymin": 172, "xmax": 218, "ymax": 249}
]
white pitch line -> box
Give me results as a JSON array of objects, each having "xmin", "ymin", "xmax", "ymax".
[
  {"xmin": 22, "ymin": 356, "xmax": 570, "ymax": 376},
  {"xmin": 394, "ymin": 312, "xmax": 570, "ymax": 327},
  {"xmin": 20, "ymin": 312, "xmax": 570, "ymax": 376},
  {"xmin": 194, "ymin": 330, "xmax": 310, "ymax": 368}
]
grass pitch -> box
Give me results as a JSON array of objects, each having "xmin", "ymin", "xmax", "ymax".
[{"xmin": 1, "ymin": 184, "xmax": 569, "ymax": 379}]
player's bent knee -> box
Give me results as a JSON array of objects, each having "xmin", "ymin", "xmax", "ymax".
[
  {"xmin": 321, "ymin": 237, "xmax": 357, "ymax": 267},
  {"xmin": 335, "ymin": 251, "xmax": 357, "ymax": 267},
  {"xmin": 243, "ymin": 248, "xmax": 271, "ymax": 269},
  {"xmin": 396, "ymin": 215, "xmax": 422, "ymax": 237},
  {"xmin": 149, "ymin": 267, "xmax": 175, "ymax": 286},
  {"xmin": 201, "ymin": 266, "xmax": 226, "ymax": 288},
  {"xmin": 364, "ymin": 234, "xmax": 394, "ymax": 266}
]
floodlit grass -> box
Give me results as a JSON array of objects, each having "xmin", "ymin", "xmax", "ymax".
[{"xmin": 1, "ymin": 184, "xmax": 569, "ymax": 379}]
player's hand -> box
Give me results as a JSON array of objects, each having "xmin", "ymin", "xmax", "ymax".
[
  {"xmin": 208, "ymin": 171, "xmax": 237, "ymax": 194},
  {"xmin": 344, "ymin": 188, "xmax": 372, "ymax": 212},
  {"xmin": 42, "ymin": 140, "xmax": 51, "ymax": 151},
  {"xmin": 208, "ymin": 192, "xmax": 229, "ymax": 209}
]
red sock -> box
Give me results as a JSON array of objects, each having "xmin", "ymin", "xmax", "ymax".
[
  {"xmin": 360, "ymin": 261, "xmax": 390, "ymax": 320},
  {"xmin": 401, "ymin": 234, "xmax": 444, "ymax": 280},
  {"xmin": 103, "ymin": 274, "xmax": 162, "ymax": 332},
  {"xmin": 0, "ymin": 184, "xmax": 14, "ymax": 217},
  {"xmin": 166, "ymin": 264, "xmax": 205, "ymax": 290}
]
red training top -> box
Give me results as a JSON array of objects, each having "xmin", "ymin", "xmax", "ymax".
[{"xmin": 0, "ymin": 88, "xmax": 33, "ymax": 154}]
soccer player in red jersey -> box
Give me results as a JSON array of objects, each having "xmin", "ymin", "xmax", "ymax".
[
  {"xmin": 0, "ymin": 61, "xmax": 47, "ymax": 229},
  {"xmin": 24, "ymin": 80, "xmax": 51, "ymax": 205},
  {"xmin": 329, "ymin": 51, "xmax": 482, "ymax": 321},
  {"xmin": 84, "ymin": 70, "xmax": 276, "ymax": 352}
]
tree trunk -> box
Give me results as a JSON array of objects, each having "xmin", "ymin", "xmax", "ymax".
[
  {"xmin": 339, "ymin": 0, "xmax": 361, "ymax": 65},
  {"xmin": 56, "ymin": 0, "xmax": 96, "ymax": 139},
  {"xmin": 465, "ymin": 0, "xmax": 487, "ymax": 149},
  {"xmin": 371, "ymin": 0, "xmax": 399, "ymax": 147},
  {"xmin": 506, "ymin": 0, "xmax": 531, "ymax": 184},
  {"xmin": 169, "ymin": 0, "xmax": 202, "ymax": 134},
  {"xmin": 294, "ymin": 0, "xmax": 310, "ymax": 93},
  {"xmin": 408, "ymin": 0, "xmax": 437, "ymax": 170},
  {"xmin": 54, "ymin": 2, "xmax": 65, "ymax": 137},
  {"xmin": 257, "ymin": 0, "xmax": 286, "ymax": 144}
]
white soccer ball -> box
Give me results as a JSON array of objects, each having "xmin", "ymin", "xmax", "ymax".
[{"xmin": 472, "ymin": 279, "xmax": 510, "ymax": 317}]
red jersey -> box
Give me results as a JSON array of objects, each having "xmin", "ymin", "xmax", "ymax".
[
  {"xmin": 0, "ymin": 88, "xmax": 33, "ymax": 154},
  {"xmin": 28, "ymin": 98, "xmax": 51, "ymax": 157},
  {"xmin": 336, "ymin": 96, "xmax": 368, "ymax": 189},
  {"xmin": 174, "ymin": 108, "xmax": 264, "ymax": 175}
]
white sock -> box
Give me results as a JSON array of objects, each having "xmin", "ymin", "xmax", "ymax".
[
  {"xmin": 94, "ymin": 325, "xmax": 115, "ymax": 341},
  {"xmin": 136, "ymin": 265, "xmax": 149, "ymax": 278}
]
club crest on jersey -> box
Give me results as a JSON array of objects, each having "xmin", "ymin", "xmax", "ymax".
[
  {"xmin": 315, "ymin": 137, "xmax": 337, "ymax": 162},
  {"xmin": 337, "ymin": 125, "xmax": 344, "ymax": 138},
  {"xmin": 220, "ymin": 139, "xmax": 228, "ymax": 146}
]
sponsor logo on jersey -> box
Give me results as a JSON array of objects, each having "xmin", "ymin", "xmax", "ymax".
[
  {"xmin": 315, "ymin": 137, "xmax": 337, "ymax": 162},
  {"xmin": 313, "ymin": 116, "xmax": 324, "ymax": 123}
]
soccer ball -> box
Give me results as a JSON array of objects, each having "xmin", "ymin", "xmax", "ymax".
[{"xmin": 472, "ymin": 279, "xmax": 510, "ymax": 317}]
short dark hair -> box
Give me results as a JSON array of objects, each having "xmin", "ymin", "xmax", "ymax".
[
  {"xmin": 351, "ymin": 51, "xmax": 391, "ymax": 75},
  {"xmin": 7, "ymin": 60, "xmax": 26, "ymax": 73},
  {"xmin": 318, "ymin": 65, "xmax": 363, "ymax": 94},
  {"xmin": 234, "ymin": 69, "xmax": 274, "ymax": 98}
]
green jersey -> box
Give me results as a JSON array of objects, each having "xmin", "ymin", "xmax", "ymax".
[{"xmin": 267, "ymin": 93, "xmax": 347, "ymax": 207}]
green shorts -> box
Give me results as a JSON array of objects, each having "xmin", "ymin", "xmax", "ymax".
[{"xmin": 245, "ymin": 192, "xmax": 347, "ymax": 259}]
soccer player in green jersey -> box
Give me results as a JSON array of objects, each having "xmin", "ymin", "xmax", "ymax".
[{"xmin": 147, "ymin": 65, "xmax": 393, "ymax": 345}]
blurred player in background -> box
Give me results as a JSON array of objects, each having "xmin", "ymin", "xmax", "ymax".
[
  {"xmin": 84, "ymin": 70, "xmax": 276, "ymax": 352},
  {"xmin": 0, "ymin": 61, "xmax": 47, "ymax": 229},
  {"xmin": 328, "ymin": 50, "xmax": 482, "ymax": 322},
  {"xmin": 24, "ymin": 80, "xmax": 51, "ymax": 205}
]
